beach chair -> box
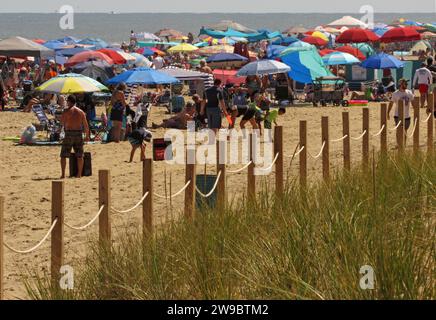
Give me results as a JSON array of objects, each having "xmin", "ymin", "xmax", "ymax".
[{"xmin": 32, "ymin": 104, "xmax": 50, "ymax": 129}]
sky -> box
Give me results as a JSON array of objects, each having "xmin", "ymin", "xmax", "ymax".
[{"xmin": 0, "ymin": 0, "xmax": 434, "ymax": 13}]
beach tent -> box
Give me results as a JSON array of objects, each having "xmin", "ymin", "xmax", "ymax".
[
  {"xmin": 281, "ymin": 49, "xmax": 334, "ymax": 84},
  {"xmin": 208, "ymin": 20, "xmax": 256, "ymax": 33},
  {"xmin": 206, "ymin": 53, "xmax": 248, "ymax": 68},
  {"xmin": 327, "ymin": 16, "xmax": 368, "ymax": 29},
  {"xmin": 0, "ymin": 37, "xmax": 55, "ymax": 58},
  {"xmin": 197, "ymin": 45, "xmax": 235, "ymax": 55},
  {"xmin": 409, "ymin": 40, "xmax": 432, "ymax": 53},
  {"xmin": 106, "ymin": 67, "xmax": 180, "ymax": 85}
]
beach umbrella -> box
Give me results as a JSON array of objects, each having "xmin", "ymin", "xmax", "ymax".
[
  {"xmin": 134, "ymin": 32, "xmax": 161, "ymax": 42},
  {"xmin": 78, "ymin": 38, "xmax": 108, "ymax": 49},
  {"xmin": 0, "ymin": 36, "xmax": 55, "ymax": 58},
  {"xmin": 350, "ymin": 43, "xmax": 375, "ymax": 58},
  {"xmin": 379, "ymin": 27, "xmax": 421, "ymax": 43},
  {"xmin": 318, "ymin": 49, "xmax": 336, "ymax": 56},
  {"xmin": 267, "ymin": 45, "xmax": 287, "ymax": 59},
  {"xmin": 129, "ymin": 53, "xmax": 152, "ymax": 67},
  {"xmin": 208, "ymin": 20, "xmax": 256, "ymax": 33},
  {"xmin": 323, "ymin": 27, "xmax": 341, "ymax": 34},
  {"xmin": 35, "ymin": 73, "xmax": 109, "ymax": 94},
  {"xmin": 372, "ymin": 27, "xmax": 390, "ymax": 37},
  {"xmin": 288, "ymin": 40, "xmax": 315, "ymax": 49},
  {"xmin": 98, "ymin": 48, "xmax": 136, "ymax": 65},
  {"xmin": 57, "ymin": 36, "xmax": 80, "ymax": 45},
  {"xmin": 155, "ymin": 29, "xmax": 185, "ymax": 40},
  {"xmin": 360, "ymin": 53, "xmax": 405, "ymax": 69},
  {"xmin": 236, "ymin": 60, "xmax": 291, "ymax": 77},
  {"xmin": 336, "ymin": 29, "xmax": 379, "ymax": 43},
  {"xmin": 281, "ymin": 49, "xmax": 334, "ymax": 84},
  {"xmin": 43, "ymin": 40, "xmax": 67, "ymax": 50},
  {"xmin": 421, "ymin": 31, "xmax": 436, "ymax": 39},
  {"xmin": 137, "ymin": 47, "xmax": 155, "ymax": 56},
  {"xmin": 54, "ymin": 55, "xmax": 68, "ymax": 66},
  {"xmin": 302, "ymin": 36, "xmax": 328, "ymax": 46},
  {"xmin": 311, "ymin": 31, "xmax": 329, "ymax": 42},
  {"xmin": 197, "ymin": 45, "xmax": 235, "ymax": 55},
  {"xmin": 409, "ymin": 40, "xmax": 432, "ymax": 53},
  {"xmin": 57, "ymin": 47, "xmax": 91, "ymax": 57},
  {"xmin": 322, "ymin": 52, "xmax": 360, "ymax": 65},
  {"xmin": 106, "ymin": 67, "xmax": 180, "ymax": 85},
  {"xmin": 280, "ymin": 42, "xmax": 315, "ymax": 56},
  {"xmin": 423, "ymin": 23, "xmax": 436, "ymax": 33},
  {"xmin": 72, "ymin": 61, "xmax": 115, "ymax": 82},
  {"xmin": 206, "ymin": 52, "xmax": 248, "ymax": 68},
  {"xmin": 194, "ymin": 42, "xmax": 209, "ymax": 48},
  {"xmin": 284, "ymin": 26, "xmax": 308, "ymax": 35},
  {"xmin": 335, "ymin": 45, "xmax": 366, "ymax": 60},
  {"xmin": 272, "ymin": 36, "xmax": 299, "ymax": 45},
  {"xmin": 167, "ymin": 43, "xmax": 198, "ymax": 53},
  {"xmin": 65, "ymin": 51, "xmax": 114, "ymax": 67},
  {"xmin": 327, "ymin": 15, "xmax": 368, "ymax": 29}
]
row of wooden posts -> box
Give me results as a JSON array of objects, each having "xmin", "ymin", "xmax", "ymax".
[{"xmin": 0, "ymin": 94, "xmax": 434, "ymax": 299}]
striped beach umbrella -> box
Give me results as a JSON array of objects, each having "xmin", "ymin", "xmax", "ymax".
[{"xmin": 35, "ymin": 73, "xmax": 109, "ymax": 94}]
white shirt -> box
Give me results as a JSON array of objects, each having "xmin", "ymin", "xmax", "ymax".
[
  {"xmin": 392, "ymin": 89, "xmax": 414, "ymax": 118},
  {"xmin": 152, "ymin": 56, "xmax": 164, "ymax": 70},
  {"xmin": 413, "ymin": 67, "xmax": 432, "ymax": 86}
]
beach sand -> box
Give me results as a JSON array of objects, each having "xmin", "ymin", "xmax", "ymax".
[{"xmin": 0, "ymin": 102, "xmax": 431, "ymax": 299}]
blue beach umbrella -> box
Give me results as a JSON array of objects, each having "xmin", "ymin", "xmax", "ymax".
[
  {"xmin": 43, "ymin": 40, "xmax": 66, "ymax": 50},
  {"xmin": 57, "ymin": 36, "xmax": 81, "ymax": 45},
  {"xmin": 106, "ymin": 67, "xmax": 180, "ymax": 85},
  {"xmin": 57, "ymin": 47, "xmax": 91, "ymax": 57},
  {"xmin": 360, "ymin": 53, "xmax": 405, "ymax": 69},
  {"xmin": 141, "ymin": 48, "xmax": 155, "ymax": 57},
  {"xmin": 267, "ymin": 45, "xmax": 287, "ymax": 59},
  {"xmin": 322, "ymin": 52, "xmax": 360, "ymax": 65},
  {"xmin": 272, "ymin": 36, "xmax": 299, "ymax": 45},
  {"xmin": 206, "ymin": 53, "xmax": 248, "ymax": 63},
  {"xmin": 78, "ymin": 38, "xmax": 108, "ymax": 49}
]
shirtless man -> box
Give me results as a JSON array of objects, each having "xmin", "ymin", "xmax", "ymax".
[{"xmin": 60, "ymin": 95, "xmax": 90, "ymax": 179}]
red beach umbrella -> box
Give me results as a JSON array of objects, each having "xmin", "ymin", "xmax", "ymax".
[
  {"xmin": 379, "ymin": 27, "xmax": 421, "ymax": 43},
  {"xmin": 335, "ymin": 45, "xmax": 366, "ymax": 60},
  {"xmin": 318, "ymin": 49, "xmax": 336, "ymax": 56},
  {"xmin": 97, "ymin": 48, "xmax": 133, "ymax": 64},
  {"xmin": 336, "ymin": 29, "xmax": 379, "ymax": 43},
  {"xmin": 65, "ymin": 51, "xmax": 114, "ymax": 67},
  {"xmin": 302, "ymin": 36, "xmax": 328, "ymax": 46}
]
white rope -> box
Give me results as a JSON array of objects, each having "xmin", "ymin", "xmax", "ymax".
[
  {"xmin": 294, "ymin": 146, "xmax": 305, "ymax": 157},
  {"xmin": 421, "ymin": 113, "xmax": 432, "ymax": 123},
  {"xmin": 408, "ymin": 118, "xmax": 418, "ymax": 138},
  {"xmin": 154, "ymin": 181, "xmax": 191, "ymax": 199},
  {"xmin": 330, "ymin": 134, "xmax": 348, "ymax": 142},
  {"xmin": 350, "ymin": 130, "xmax": 367, "ymax": 140},
  {"xmin": 389, "ymin": 121, "xmax": 401, "ymax": 131},
  {"xmin": 4, "ymin": 219, "xmax": 58, "ymax": 254},
  {"xmin": 372, "ymin": 125, "xmax": 385, "ymax": 137},
  {"xmin": 308, "ymin": 141, "xmax": 326, "ymax": 159},
  {"xmin": 64, "ymin": 205, "xmax": 105, "ymax": 230},
  {"xmin": 195, "ymin": 171, "xmax": 222, "ymax": 198},
  {"xmin": 227, "ymin": 161, "xmax": 252, "ymax": 174},
  {"xmin": 111, "ymin": 192, "xmax": 149, "ymax": 214},
  {"xmin": 255, "ymin": 153, "xmax": 280, "ymax": 172}
]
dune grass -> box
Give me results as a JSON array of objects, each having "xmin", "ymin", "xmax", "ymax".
[{"xmin": 25, "ymin": 152, "xmax": 435, "ymax": 300}]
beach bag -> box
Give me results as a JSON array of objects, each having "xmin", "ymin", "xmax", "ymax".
[{"xmin": 69, "ymin": 152, "xmax": 92, "ymax": 177}]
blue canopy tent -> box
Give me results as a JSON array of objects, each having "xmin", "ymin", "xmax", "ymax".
[{"xmin": 281, "ymin": 49, "xmax": 334, "ymax": 84}]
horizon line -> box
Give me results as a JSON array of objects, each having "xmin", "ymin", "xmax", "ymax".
[{"xmin": 0, "ymin": 11, "xmax": 433, "ymax": 14}]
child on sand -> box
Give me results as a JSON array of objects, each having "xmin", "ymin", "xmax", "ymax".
[{"xmin": 128, "ymin": 127, "xmax": 152, "ymax": 163}]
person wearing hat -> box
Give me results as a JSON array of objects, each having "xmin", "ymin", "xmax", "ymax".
[{"xmin": 388, "ymin": 78, "xmax": 414, "ymax": 146}]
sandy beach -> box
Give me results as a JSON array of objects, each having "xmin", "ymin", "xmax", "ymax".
[{"xmin": 0, "ymin": 101, "xmax": 432, "ymax": 299}]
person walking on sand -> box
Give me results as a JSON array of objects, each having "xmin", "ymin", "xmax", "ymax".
[
  {"xmin": 388, "ymin": 78, "xmax": 414, "ymax": 147},
  {"xmin": 60, "ymin": 95, "xmax": 90, "ymax": 179},
  {"xmin": 110, "ymin": 83, "xmax": 128, "ymax": 143},
  {"xmin": 200, "ymin": 79, "xmax": 228, "ymax": 134},
  {"xmin": 413, "ymin": 63, "xmax": 433, "ymax": 108}
]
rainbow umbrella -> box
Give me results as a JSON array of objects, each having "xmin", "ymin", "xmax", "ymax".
[{"xmin": 35, "ymin": 73, "xmax": 109, "ymax": 94}]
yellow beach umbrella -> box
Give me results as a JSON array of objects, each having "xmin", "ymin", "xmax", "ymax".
[
  {"xmin": 167, "ymin": 43, "xmax": 198, "ymax": 53},
  {"xmin": 36, "ymin": 73, "xmax": 108, "ymax": 94},
  {"xmin": 311, "ymin": 31, "xmax": 329, "ymax": 41}
]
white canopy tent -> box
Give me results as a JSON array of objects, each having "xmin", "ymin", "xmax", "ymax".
[{"xmin": 327, "ymin": 16, "xmax": 368, "ymax": 29}]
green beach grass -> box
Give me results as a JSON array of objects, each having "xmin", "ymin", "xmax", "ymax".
[{"xmin": 25, "ymin": 152, "xmax": 435, "ymax": 300}]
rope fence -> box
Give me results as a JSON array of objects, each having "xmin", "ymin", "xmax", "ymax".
[{"xmin": 1, "ymin": 96, "xmax": 435, "ymax": 299}]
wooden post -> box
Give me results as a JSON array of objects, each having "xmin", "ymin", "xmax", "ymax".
[
  {"xmin": 397, "ymin": 100, "xmax": 405, "ymax": 153},
  {"xmin": 51, "ymin": 181, "xmax": 64, "ymax": 285},
  {"xmin": 362, "ymin": 108, "xmax": 370, "ymax": 168},
  {"xmin": 247, "ymin": 133, "xmax": 256, "ymax": 200},
  {"xmin": 342, "ymin": 112, "xmax": 351, "ymax": 170},
  {"xmin": 321, "ymin": 116, "xmax": 330, "ymax": 181},
  {"xmin": 98, "ymin": 170, "xmax": 111, "ymax": 243},
  {"xmin": 299, "ymin": 121, "xmax": 307, "ymax": 188},
  {"xmin": 274, "ymin": 126, "xmax": 284, "ymax": 197},
  {"xmin": 0, "ymin": 196, "xmax": 3, "ymax": 300},
  {"xmin": 427, "ymin": 92, "xmax": 434, "ymax": 154},
  {"xmin": 184, "ymin": 148, "xmax": 196, "ymax": 219},
  {"xmin": 413, "ymin": 97, "xmax": 420, "ymax": 155},
  {"xmin": 380, "ymin": 103, "xmax": 388, "ymax": 156},
  {"xmin": 216, "ymin": 139, "xmax": 227, "ymax": 207},
  {"xmin": 143, "ymin": 159, "xmax": 153, "ymax": 236}
]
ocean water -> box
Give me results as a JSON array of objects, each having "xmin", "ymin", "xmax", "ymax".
[{"xmin": 0, "ymin": 13, "xmax": 434, "ymax": 43}]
